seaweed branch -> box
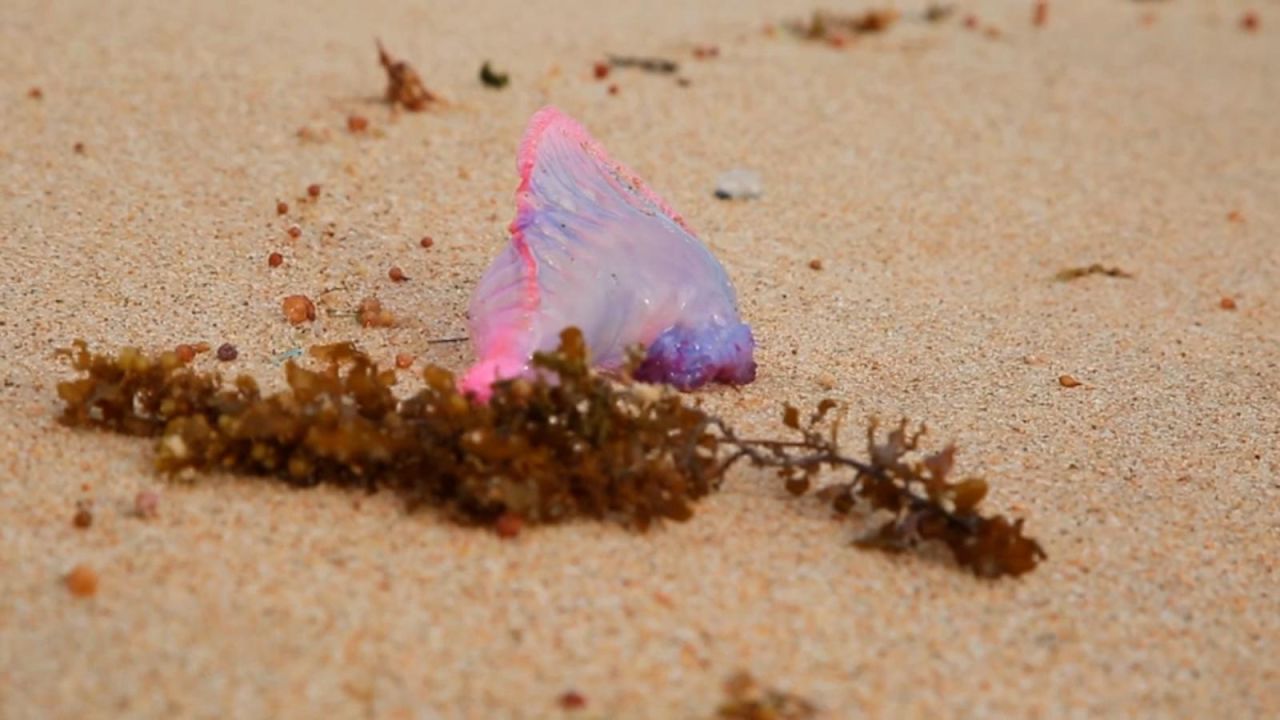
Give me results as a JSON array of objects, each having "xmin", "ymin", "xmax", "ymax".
[{"xmin": 55, "ymin": 328, "xmax": 1044, "ymax": 578}]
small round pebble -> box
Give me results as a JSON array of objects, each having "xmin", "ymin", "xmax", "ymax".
[
  {"xmin": 388, "ymin": 266, "xmax": 408, "ymax": 282},
  {"xmin": 216, "ymin": 343, "xmax": 239, "ymax": 362},
  {"xmin": 1058, "ymin": 374, "xmax": 1081, "ymax": 388},
  {"xmin": 282, "ymin": 295, "xmax": 316, "ymax": 325},
  {"xmin": 287, "ymin": 224, "xmax": 302, "ymax": 239},
  {"xmin": 175, "ymin": 344, "xmax": 196, "ymax": 363},
  {"xmin": 65, "ymin": 564, "xmax": 98, "ymax": 597},
  {"xmin": 73, "ymin": 507, "xmax": 93, "ymax": 529},
  {"xmin": 276, "ymin": 200, "xmax": 289, "ymax": 215},
  {"xmin": 419, "ymin": 236, "xmax": 434, "ymax": 249},
  {"xmin": 307, "ymin": 183, "xmax": 322, "ymax": 199},
  {"xmin": 495, "ymin": 512, "xmax": 523, "ymax": 538},
  {"xmin": 268, "ymin": 252, "xmax": 284, "ymax": 268},
  {"xmin": 347, "ymin": 115, "xmax": 369, "ymax": 132},
  {"xmin": 714, "ymin": 169, "xmax": 763, "ymax": 200},
  {"xmin": 395, "ymin": 353, "xmax": 414, "ymax": 369}
]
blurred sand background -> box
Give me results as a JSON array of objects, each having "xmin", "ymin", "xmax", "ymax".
[{"xmin": 2, "ymin": 0, "xmax": 1278, "ymax": 717}]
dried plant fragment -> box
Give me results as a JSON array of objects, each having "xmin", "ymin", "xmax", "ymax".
[
  {"xmin": 790, "ymin": 8, "xmax": 901, "ymax": 41},
  {"xmin": 377, "ymin": 40, "xmax": 438, "ymax": 111},
  {"xmin": 715, "ymin": 672, "xmax": 818, "ymax": 720},
  {"xmin": 1053, "ymin": 264, "xmax": 1133, "ymax": 282},
  {"xmin": 607, "ymin": 55, "xmax": 679, "ymax": 74}
]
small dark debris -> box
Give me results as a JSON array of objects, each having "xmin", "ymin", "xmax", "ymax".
[
  {"xmin": 607, "ymin": 55, "xmax": 679, "ymax": 74},
  {"xmin": 480, "ymin": 61, "xmax": 509, "ymax": 89},
  {"xmin": 1053, "ymin": 264, "xmax": 1133, "ymax": 282},
  {"xmin": 216, "ymin": 343, "xmax": 238, "ymax": 362},
  {"xmin": 377, "ymin": 40, "xmax": 438, "ymax": 111}
]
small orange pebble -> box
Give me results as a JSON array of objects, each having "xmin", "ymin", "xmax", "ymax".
[
  {"xmin": 1227, "ymin": 210, "xmax": 1245, "ymax": 223},
  {"xmin": 495, "ymin": 512, "xmax": 523, "ymax": 538},
  {"xmin": 27, "ymin": 86, "xmax": 43, "ymax": 99},
  {"xmin": 286, "ymin": 224, "xmax": 302, "ymax": 239},
  {"xmin": 593, "ymin": 61, "xmax": 609, "ymax": 80},
  {"xmin": 1241, "ymin": 11, "xmax": 1259, "ymax": 32},
  {"xmin": 1033, "ymin": 0, "xmax": 1048, "ymax": 27},
  {"xmin": 357, "ymin": 297, "xmax": 396, "ymax": 328},
  {"xmin": 419, "ymin": 236, "xmax": 434, "ymax": 249},
  {"xmin": 1058, "ymin": 374, "xmax": 1082, "ymax": 388},
  {"xmin": 692, "ymin": 44, "xmax": 719, "ymax": 59},
  {"xmin": 388, "ymin": 266, "xmax": 408, "ymax": 282},
  {"xmin": 307, "ymin": 183, "xmax": 322, "ymax": 199},
  {"xmin": 282, "ymin": 294, "xmax": 317, "ymax": 325},
  {"xmin": 607, "ymin": 83, "xmax": 619, "ymax": 95},
  {"xmin": 963, "ymin": 15, "xmax": 979, "ymax": 29},
  {"xmin": 73, "ymin": 141, "xmax": 86, "ymax": 155},
  {"xmin": 192, "ymin": 341, "xmax": 211, "ymax": 354},
  {"xmin": 175, "ymin": 344, "xmax": 196, "ymax": 363},
  {"xmin": 828, "ymin": 34, "xmax": 848, "ymax": 48},
  {"xmin": 395, "ymin": 353, "xmax": 414, "ymax": 369},
  {"xmin": 268, "ymin": 252, "xmax": 284, "ymax": 268},
  {"xmin": 1140, "ymin": 11, "xmax": 1157, "ymax": 27},
  {"xmin": 808, "ymin": 259, "xmax": 823, "ymax": 271},
  {"xmin": 347, "ymin": 114, "xmax": 369, "ymax": 133},
  {"xmin": 984, "ymin": 25, "xmax": 1002, "ymax": 39},
  {"xmin": 276, "ymin": 200, "xmax": 289, "ymax": 215},
  {"xmin": 558, "ymin": 690, "xmax": 587, "ymax": 711},
  {"xmin": 1220, "ymin": 296, "xmax": 1237, "ymax": 311},
  {"xmin": 65, "ymin": 564, "xmax": 98, "ymax": 597},
  {"xmin": 73, "ymin": 505, "xmax": 93, "ymax": 529}
]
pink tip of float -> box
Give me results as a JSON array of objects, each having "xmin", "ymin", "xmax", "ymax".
[
  {"xmin": 462, "ymin": 106, "xmax": 756, "ymax": 401},
  {"xmin": 459, "ymin": 356, "xmax": 528, "ymax": 402}
]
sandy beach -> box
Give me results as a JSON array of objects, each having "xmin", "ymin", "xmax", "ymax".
[{"xmin": 2, "ymin": 0, "xmax": 1278, "ymax": 717}]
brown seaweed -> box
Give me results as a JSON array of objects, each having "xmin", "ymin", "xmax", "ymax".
[{"xmin": 55, "ymin": 329, "xmax": 1044, "ymax": 577}]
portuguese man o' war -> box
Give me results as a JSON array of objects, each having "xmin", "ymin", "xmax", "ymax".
[{"xmin": 461, "ymin": 107, "xmax": 756, "ymax": 400}]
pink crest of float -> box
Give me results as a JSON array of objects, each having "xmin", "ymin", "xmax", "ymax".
[{"xmin": 462, "ymin": 107, "xmax": 756, "ymax": 400}]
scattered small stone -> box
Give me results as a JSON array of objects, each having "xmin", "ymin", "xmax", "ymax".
[
  {"xmin": 65, "ymin": 564, "xmax": 99, "ymax": 597},
  {"xmin": 808, "ymin": 259, "xmax": 823, "ymax": 271},
  {"xmin": 388, "ymin": 266, "xmax": 408, "ymax": 282},
  {"xmin": 714, "ymin": 169, "xmax": 763, "ymax": 200},
  {"xmin": 1023, "ymin": 354, "xmax": 1048, "ymax": 366},
  {"xmin": 816, "ymin": 373, "xmax": 835, "ymax": 391},
  {"xmin": 495, "ymin": 512, "xmax": 523, "ymax": 538},
  {"xmin": 607, "ymin": 83, "xmax": 619, "ymax": 96},
  {"xmin": 216, "ymin": 343, "xmax": 239, "ymax": 362},
  {"xmin": 1227, "ymin": 210, "xmax": 1245, "ymax": 223},
  {"xmin": 134, "ymin": 490, "xmax": 159, "ymax": 519},
  {"xmin": 592, "ymin": 61, "xmax": 610, "ymax": 80},
  {"xmin": 347, "ymin": 114, "xmax": 369, "ymax": 133},
  {"xmin": 964, "ymin": 14, "xmax": 979, "ymax": 29},
  {"xmin": 307, "ymin": 183, "xmax": 322, "ymax": 199},
  {"xmin": 676, "ymin": 77, "xmax": 692, "ymax": 88},
  {"xmin": 268, "ymin": 252, "xmax": 284, "ymax": 268},
  {"xmin": 692, "ymin": 44, "xmax": 720, "ymax": 59},
  {"xmin": 175, "ymin": 344, "xmax": 197, "ymax": 363},
  {"xmin": 558, "ymin": 690, "xmax": 587, "ymax": 711},
  {"xmin": 1220, "ymin": 296, "xmax": 1237, "ymax": 311},
  {"xmin": 395, "ymin": 353, "xmax": 414, "ymax": 369},
  {"xmin": 277, "ymin": 200, "xmax": 289, "ymax": 215},
  {"xmin": 1241, "ymin": 11, "xmax": 1259, "ymax": 32},
  {"xmin": 73, "ymin": 501, "xmax": 93, "ymax": 529},
  {"xmin": 717, "ymin": 671, "xmax": 818, "ymax": 720},
  {"xmin": 1033, "ymin": 1, "xmax": 1049, "ymax": 26},
  {"xmin": 28, "ymin": 86, "xmax": 44, "ymax": 99},
  {"xmin": 287, "ymin": 224, "xmax": 302, "ymax": 239},
  {"xmin": 480, "ymin": 61, "xmax": 510, "ymax": 89},
  {"xmin": 282, "ymin": 295, "xmax": 317, "ymax": 325},
  {"xmin": 1058, "ymin": 374, "xmax": 1082, "ymax": 388},
  {"xmin": 358, "ymin": 297, "xmax": 396, "ymax": 328},
  {"xmin": 73, "ymin": 141, "xmax": 86, "ymax": 155},
  {"xmin": 419, "ymin": 236, "xmax": 434, "ymax": 249}
]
